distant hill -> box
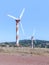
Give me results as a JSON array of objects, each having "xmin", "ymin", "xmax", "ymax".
[
  {"xmin": 19, "ymin": 39, "xmax": 49, "ymax": 48},
  {"xmin": 0, "ymin": 39, "xmax": 49, "ymax": 48}
]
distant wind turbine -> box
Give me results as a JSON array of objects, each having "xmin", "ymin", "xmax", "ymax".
[{"xmin": 31, "ymin": 29, "xmax": 36, "ymax": 48}]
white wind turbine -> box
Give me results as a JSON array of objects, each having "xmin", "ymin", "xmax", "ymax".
[
  {"xmin": 7, "ymin": 8, "xmax": 25, "ymax": 46},
  {"xmin": 31, "ymin": 30, "xmax": 36, "ymax": 48}
]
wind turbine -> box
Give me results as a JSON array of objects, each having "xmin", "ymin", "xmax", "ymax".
[
  {"xmin": 31, "ymin": 30, "xmax": 36, "ymax": 48},
  {"xmin": 7, "ymin": 8, "xmax": 25, "ymax": 46}
]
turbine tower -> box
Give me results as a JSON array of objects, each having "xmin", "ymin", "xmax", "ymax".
[
  {"xmin": 8, "ymin": 8, "xmax": 25, "ymax": 46},
  {"xmin": 31, "ymin": 30, "xmax": 35, "ymax": 48},
  {"xmin": 31, "ymin": 36, "xmax": 34, "ymax": 48}
]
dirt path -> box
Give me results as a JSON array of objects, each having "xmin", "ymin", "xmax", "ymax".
[{"xmin": 0, "ymin": 54, "xmax": 49, "ymax": 65}]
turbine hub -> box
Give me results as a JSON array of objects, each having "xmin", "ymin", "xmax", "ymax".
[{"xmin": 15, "ymin": 19, "xmax": 20, "ymax": 23}]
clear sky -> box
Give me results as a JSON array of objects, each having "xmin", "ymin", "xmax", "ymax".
[{"xmin": 0, "ymin": 0, "xmax": 49, "ymax": 42}]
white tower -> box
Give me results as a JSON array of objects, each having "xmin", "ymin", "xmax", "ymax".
[
  {"xmin": 16, "ymin": 19, "xmax": 20, "ymax": 46},
  {"xmin": 31, "ymin": 36, "xmax": 34, "ymax": 48}
]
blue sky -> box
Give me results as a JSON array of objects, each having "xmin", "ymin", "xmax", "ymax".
[{"xmin": 0, "ymin": 0, "xmax": 49, "ymax": 42}]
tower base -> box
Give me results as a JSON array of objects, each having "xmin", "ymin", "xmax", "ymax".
[{"xmin": 16, "ymin": 43, "xmax": 19, "ymax": 47}]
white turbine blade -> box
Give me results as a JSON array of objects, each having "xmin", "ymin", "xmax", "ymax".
[
  {"xmin": 19, "ymin": 8, "xmax": 25, "ymax": 19},
  {"xmin": 32, "ymin": 29, "xmax": 36, "ymax": 36},
  {"xmin": 20, "ymin": 22, "xmax": 25, "ymax": 35},
  {"xmin": 8, "ymin": 14, "xmax": 17, "ymax": 20}
]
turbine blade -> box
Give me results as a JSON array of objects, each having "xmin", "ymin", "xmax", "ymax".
[
  {"xmin": 20, "ymin": 22, "xmax": 25, "ymax": 35},
  {"xmin": 8, "ymin": 14, "xmax": 17, "ymax": 20},
  {"xmin": 32, "ymin": 29, "xmax": 35, "ymax": 36},
  {"xmin": 19, "ymin": 8, "xmax": 25, "ymax": 19}
]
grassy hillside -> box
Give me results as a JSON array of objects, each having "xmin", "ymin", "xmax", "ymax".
[
  {"xmin": 20, "ymin": 40, "xmax": 49, "ymax": 48},
  {"xmin": 0, "ymin": 40, "xmax": 49, "ymax": 48}
]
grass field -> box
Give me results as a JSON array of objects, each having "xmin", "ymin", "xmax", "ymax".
[{"xmin": 0, "ymin": 47, "xmax": 49, "ymax": 56}]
